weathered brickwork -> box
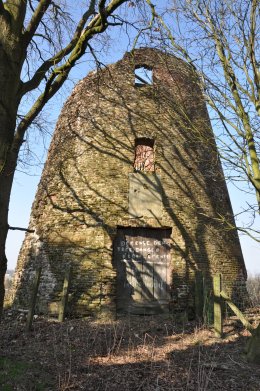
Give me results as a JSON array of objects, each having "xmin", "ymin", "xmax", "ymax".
[{"xmin": 11, "ymin": 48, "xmax": 247, "ymax": 317}]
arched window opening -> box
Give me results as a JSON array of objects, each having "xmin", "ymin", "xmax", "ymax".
[
  {"xmin": 134, "ymin": 138, "xmax": 155, "ymax": 172},
  {"xmin": 134, "ymin": 66, "xmax": 153, "ymax": 86}
]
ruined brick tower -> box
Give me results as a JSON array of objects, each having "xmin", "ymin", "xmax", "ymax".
[{"xmin": 12, "ymin": 48, "xmax": 247, "ymax": 317}]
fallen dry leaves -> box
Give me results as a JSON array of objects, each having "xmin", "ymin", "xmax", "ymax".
[{"xmin": 0, "ymin": 310, "xmax": 260, "ymax": 390}]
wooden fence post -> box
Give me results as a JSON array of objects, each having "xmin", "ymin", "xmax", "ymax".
[
  {"xmin": 26, "ymin": 267, "xmax": 42, "ymax": 331},
  {"xmin": 195, "ymin": 271, "xmax": 204, "ymax": 320},
  {"xmin": 220, "ymin": 290, "xmax": 254, "ymax": 333},
  {"xmin": 58, "ymin": 266, "xmax": 72, "ymax": 322},
  {"xmin": 213, "ymin": 273, "xmax": 223, "ymax": 338}
]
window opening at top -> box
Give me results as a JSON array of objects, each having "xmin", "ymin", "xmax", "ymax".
[
  {"xmin": 134, "ymin": 138, "xmax": 155, "ymax": 172},
  {"xmin": 134, "ymin": 66, "xmax": 153, "ymax": 86}
]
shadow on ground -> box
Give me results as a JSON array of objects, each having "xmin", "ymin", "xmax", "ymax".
[{"xmin": 0, "ymin": 313, "xmax": 259, "ymax": 390}]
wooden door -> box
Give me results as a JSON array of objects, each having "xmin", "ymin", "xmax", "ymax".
[{"xmin": 114, "ymin": 228, "xmax": 172, "ymax": 314}]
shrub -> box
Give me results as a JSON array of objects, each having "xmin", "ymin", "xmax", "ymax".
[{"xmin": 247, "ymin": 274, "xmax": 260, "ymax": 307}]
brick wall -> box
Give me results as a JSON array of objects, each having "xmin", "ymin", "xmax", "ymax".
[{"xmin": 11, "ymin": 48, "xmax": 247, "ymax": 317}]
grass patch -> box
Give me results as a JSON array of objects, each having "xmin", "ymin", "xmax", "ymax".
[{"xmin": 0, "ymin": 357, "xmax": 52, "ymax": 391}]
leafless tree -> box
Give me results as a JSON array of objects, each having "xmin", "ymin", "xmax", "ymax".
[
  {"xmin": 148, "ymin": 0, "xmax": 260, "ymax": 238},
  {"xmin": 151, "ymin": 0, "xmax": 260, "ymax": 363}
]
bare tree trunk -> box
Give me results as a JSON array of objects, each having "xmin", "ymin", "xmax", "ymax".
[
  {"xmin": 0, "ymin": 215, "xmax": 8, "ymax": 319},
  {"xmin": 0, "ymin": 157, "xmax": 16, "ymax": 319},
  {"xmin": 0, "ymin": 136, "xmax": 18, "ymax": 319},
  {"xmin": 0, "ymin": 44, "xmax": 21, "ymax": 319}
]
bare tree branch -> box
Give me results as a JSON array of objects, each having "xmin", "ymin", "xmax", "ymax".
[
  {"xmin": 24, "ymin": 0, "xmax": 53, "ymax": 45},
  {"xmin": 14, "ymin": 0, "xmax": 127, "ymax": 154},
  {"xmin": 164, "ymin": 0, "xmax": 260, "ymax": 211},
  {"xmin": 20, "ymin": 0, "xmax": 97, "ymax": 96},
  {"xmin": 8, "ymin": 226, "xmax": 35, "ymax": 233},
  {"xmin": 249, "ymin": 0, "xmax": 260, "ymax": 114}
]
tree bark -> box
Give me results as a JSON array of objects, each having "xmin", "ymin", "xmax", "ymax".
[
  {"xmin": 0, "ymin": 175, "xmax": 12, "ymax": 319},
  {"xmin": 0, "ymin": 129, "xmax": 18, "ymax": 317},
  {"xmin": 0, "ymin": 116, "xmax": 19, "ymax": 318},
  {"xmin": 0, "ymin": 37, "xmax": 22, "ymax": 318}
]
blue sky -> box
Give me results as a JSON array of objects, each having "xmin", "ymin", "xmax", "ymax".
[{"xmin": 5, "ymin": 1, "xmax": 260, "ymax": 275}]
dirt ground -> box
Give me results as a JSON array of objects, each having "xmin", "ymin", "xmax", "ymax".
[{"xmin": 0, "ymin": 310, "xmax": 260, "ymax": 391}]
